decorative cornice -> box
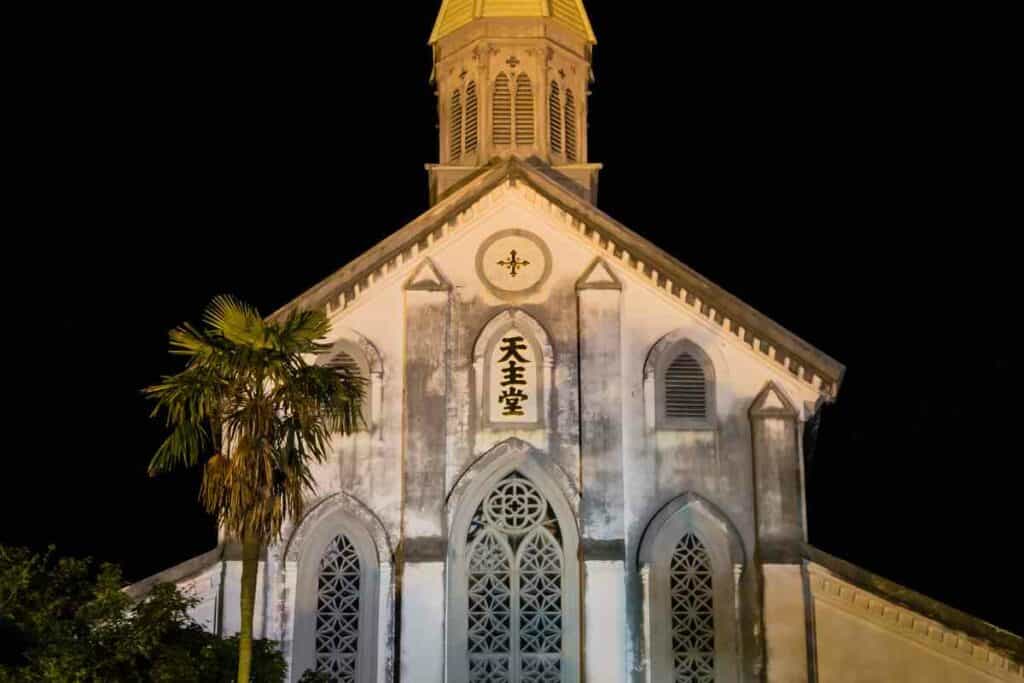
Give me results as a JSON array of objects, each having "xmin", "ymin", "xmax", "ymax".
[
  {"xmin": 268, "ymin": 158, "xmax": 844, "ymax": 400},
  {"xmin": 807, "ymin": 562, "xmax": 1023, "ymax": 680}
]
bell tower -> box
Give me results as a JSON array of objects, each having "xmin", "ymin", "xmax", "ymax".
[{"xmin": 426, "ymin": 0, "xmax": 602, "ymax": 205}]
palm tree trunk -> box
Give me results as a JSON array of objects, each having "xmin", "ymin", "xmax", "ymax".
[{"xmin": 237, "ymin": 533, "xmax": 260, "ymax": 683}]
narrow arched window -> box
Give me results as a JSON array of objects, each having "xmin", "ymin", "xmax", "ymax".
[
  {"xmin": 670, "ymin": 533, "xmax": 715, "ymax": 681},
  {"xmin": 324, "ymin": 347, "xmax": 371, "ymax": 431},
  {"xmin": 664, "ymin": 352, "xmax": 707, "ymax": 420},
  {"xmin": 450, "ymin": 89, "xmax": 463, "ymax": 161},
  {"xmin": 564, "ymin": 89, "xmax": 577, "ymax": 162},
  {"xmin": 466, "ymin": 474, "xmax": 564, "ymax": 681},
  {"xmin": 514, "ymin": 74, "xmax": 534, "ymax": 146},
  {"xmin": 549, "ymin": 81, "xmax": 563, "ymax": 156},
  {"xmin": 315, "ymin": 534, "xmax": 362, "ymax": 681},
  {"xmin": 465, "ymin": 81, "xmax": 478, "ymax": 154},
  {"xmin": 493, "ymin": 73, "xmax": 512, "ymax": 146}
]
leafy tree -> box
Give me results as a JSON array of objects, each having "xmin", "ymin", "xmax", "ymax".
[
  {"xmin": 146, "ymin": 296, "xmax": 363, "ymax": 682},
  {"xmin": 0, "ymin": 545, "xmax": 287, "ymax": 682}
]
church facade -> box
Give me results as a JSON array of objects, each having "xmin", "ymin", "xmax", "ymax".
[{"xmin": 130, "ymin": 2, "xmax": 1023, "ymax": 681}]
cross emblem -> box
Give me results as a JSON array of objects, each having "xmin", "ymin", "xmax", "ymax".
[
  {"xmin": 497, "ymin": 250, "xmax": 530, "ymax": 277},
  {"xmin": 506, "ymin": 55, "xmax": 520, "ymax": 68}
]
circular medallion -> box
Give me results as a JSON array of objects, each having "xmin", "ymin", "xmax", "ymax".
[
  {"xmin": 483, "ymin": 477, "xmax": 546, "ymax": 534},
  {"xmin": 477, "ymin": 229, "xmax": 552, "ymax": 299}
]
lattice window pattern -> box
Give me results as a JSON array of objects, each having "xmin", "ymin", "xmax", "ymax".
[
  {"xmin": 670, "ymin": 533, "xmax": 715, "ymax": 683},
  {"xmin": 515, "ymin": 74, "xmax": 535, "ymax": 146},
  {"xmin": 315, "ymin": 534, "xmax": 362, "ymax": 682},
  {"xmin": 564, "ymin": 89, "xmax": 577, "ymax": 162},
  {"xmin": 664, "ymin": 352, "xmax": 707, "ymax": 419},
  {"xmin": 468, "ymin": 474, "xmax": 563, "ymax": 682},
  {"xmin": 451, "ymin": 89, "xmax": 463, "ymax": 161},
  {"xmin": 549, "ymin": 81, "xmax": 563, "ymax": 156},
  {"xmin": 493, "ymin": 73, "xmax": 512, "ymax": 146},
  {"xmin": 465, "ymin": 81, "xmax": 479, "ymax": 153}
]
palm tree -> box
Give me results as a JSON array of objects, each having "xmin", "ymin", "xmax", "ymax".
[{"xmin": 146, "ymin": 296, "xmax": 363, "ymax": 682}]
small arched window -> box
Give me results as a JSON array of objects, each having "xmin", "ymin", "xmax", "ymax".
[
  {"xmin": 450, "ymin": 89, "xmax": 463, "ymax": 161},
  {"xmin": 464, "ymin": 81, "xmax": 478, "ymax": 154},
  {"xmin": 564, "ymin": 89, "xmax": 577, "ymax": 162},
  {"xmin": 324, "ymin": 347, "xmax": 371, "ymax": 431},
  {"xmin": 493, "ymin": 73, "xmax": 512, "ymax": 146},
  {"xmin": 549, "ymin": 81, "xmax": 563, "ymax": 156},
  {"xmin": 515, "ymin": 74, "xmax": 534, "ymax": 146},
  {"xmin": 655, "ymin": 341, "xmax": 715, "ymax": 430}
]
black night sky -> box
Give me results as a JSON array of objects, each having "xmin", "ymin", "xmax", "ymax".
[{"xmin": 6, "ymin": 3, "xmax": 1019, "ymax": 636}]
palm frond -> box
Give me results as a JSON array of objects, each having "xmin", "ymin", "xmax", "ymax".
[{"xmin": 204, "ymin": 295, "xmax": 268, "ymax": 349}]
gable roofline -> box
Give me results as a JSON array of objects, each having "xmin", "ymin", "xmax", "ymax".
[{"xmin": 270, "ymin": 157, "xmax": 846, "ymax": 399}]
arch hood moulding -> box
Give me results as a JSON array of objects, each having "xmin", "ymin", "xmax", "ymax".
[{"xmin": 269, "ymin": 157, "xmax": 845, "ymax": 401}]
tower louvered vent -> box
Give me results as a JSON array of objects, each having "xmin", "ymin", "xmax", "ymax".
[
  {"xmin": 450, "ymin": 89, "xmax": 463, "ymax": 161},
  {"xmin": 465, "ymin": 81, "xmax": 478, "ymax": 153},
  {"xmin": 564, "ymin": 88, "xmax": 577, "ymax": 162},
  {"xmin": 515, "ymin": 73, "xmax": 534, "ymax": 145},
  {"xmin": 665, "ymin": 352, "xmax": 707, "ymax": 419},
  {"xmin": 549, "ymin": 82, "xmax": 563, "ymax": 155},
  {"xmin": 493, "ymin": 73, "xmax": 512, "ymax": 146}
]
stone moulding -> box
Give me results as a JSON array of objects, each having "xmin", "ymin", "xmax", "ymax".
[
  {"xmin": 267, "ymin": 158, "xmax": 844, "ymax": 401},
  {"xmin": 807, "ymin": 562, "xmax": 1023, "ymax": 680}
]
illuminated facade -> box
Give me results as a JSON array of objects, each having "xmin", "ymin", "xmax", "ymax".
[{"xmin": 130, "ymin": 2, "xmax": 1023, "ymax": 681}]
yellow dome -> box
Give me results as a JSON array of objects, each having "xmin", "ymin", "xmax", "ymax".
[{"xmin": 430, "ymin": 0, "xmax": 596, "ymax": 44}]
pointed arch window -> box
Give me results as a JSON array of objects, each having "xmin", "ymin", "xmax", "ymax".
[
  {"xmin": 654, "ymin": 340, "xmax": 716, "ymax": 430},
  {"xmin": 466, "ymin": 474, "xmax": 565, "ymax": 682},
  {"xmin": 493, "ymin": 73, "xmax": 512, "ymax": 146},
  {"xmin": 639, "ymin": 496, "xmax": 743, "ymax": 683},
  {"xmin": 322, "ymin": 343, "xmax": 373, "ymax": 431},
  {"xmin": 315, "ymin": 535, "xmax": 362, "ymax": 680},
  {"xmin": 670, "ymin": 533, "xmax": 715, "ymax": 682},
  {"xmin": 465, "ymin": 81, "xmax": 479, "ymax": 154},
  {"xmin": 564, "ymin": 89, "xmax": 577, "ymax": 162},
  {"xmin": 549, "ymin": 81, "xmax": 563, "ymax": 156},
  {"xmin": 292, "ymin": 513, "xmax": 382, "ymax": 683},
  {"xmin": 515, "ymin": 74, "xmax": 535, "ymax": 146},
  {"xmin": 450, "ymin": 89, "xmax": 463, "ymax": 161}
]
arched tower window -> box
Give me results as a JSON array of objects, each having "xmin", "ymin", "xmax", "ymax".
[
  {"xmin": 493, "ymin": 73, "xmax": 512, "ymax": 146},
  {"xmin": 515, "ymin": 73, "xmax": 534, "ymax": 146},
  {"xmin": 315, "ymin": 534, "xmax": 363, "ymax": 680},
  {"xmin": 564, "ymin": 89, "xmax": 577, "ymax": 162},
  {"xmin": 639, "ymin": 495, "xmax": 744, "ymax": 683},
  {"xmin": 450, "ymin": 89, "xmax": 463, "ymax": 161},
  {"xmin": 466, "ymin": 473, "xmax": 564, "ymax": 682},
  {"xmin": 549, "ymin": 81, "xmax": 563, "ymax": 156},
  {"xmin": 465, "ymin": 81, "xmax": 478, "ymax": 154}
]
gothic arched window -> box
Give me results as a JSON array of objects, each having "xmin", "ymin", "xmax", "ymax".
[
  {"xmin": 653, "ymin": 340, "xmax": 716, "ymax": 430},
  {"xmin": 639, "ymin": 495, "xmax": 743, "ymax": 683},
  {"xmin": 292, "ymin": 512, "xmax": 381, "ymax": 683},
  {"xmin": 315, "ymin": 535, "xmax": 363, "ymax": 680},
  {"xmin": 549, "ymin": 81, "xmax": 563, "ymax": 156},
  {"xmin": 493, "ymin": 73, "xmax": 512, "ymax": 146},
  {"xmin": 465, "ymin": 81, "xmax": 479, "ymax": 154},
  {"xmin": 450, "ymin": 89, "xmax": 463, "ymax": 161},
  {"xmin": 323, "ymin": 344, "xmax": 372, "ymax": 431},
  {"xmin": 669, "ymin": 533, "xmax": 716, "ymax": 681},
  {"xmin": 466, "ymin": 474, "xmax": 564, "ymax": 682},
  {"xmin": 564, "ymin": 89, "xmax": 577, "ymax": 162},
  {"xmin": 515, "ymin": 74, "xmax": 535, "ymax": 146}
]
